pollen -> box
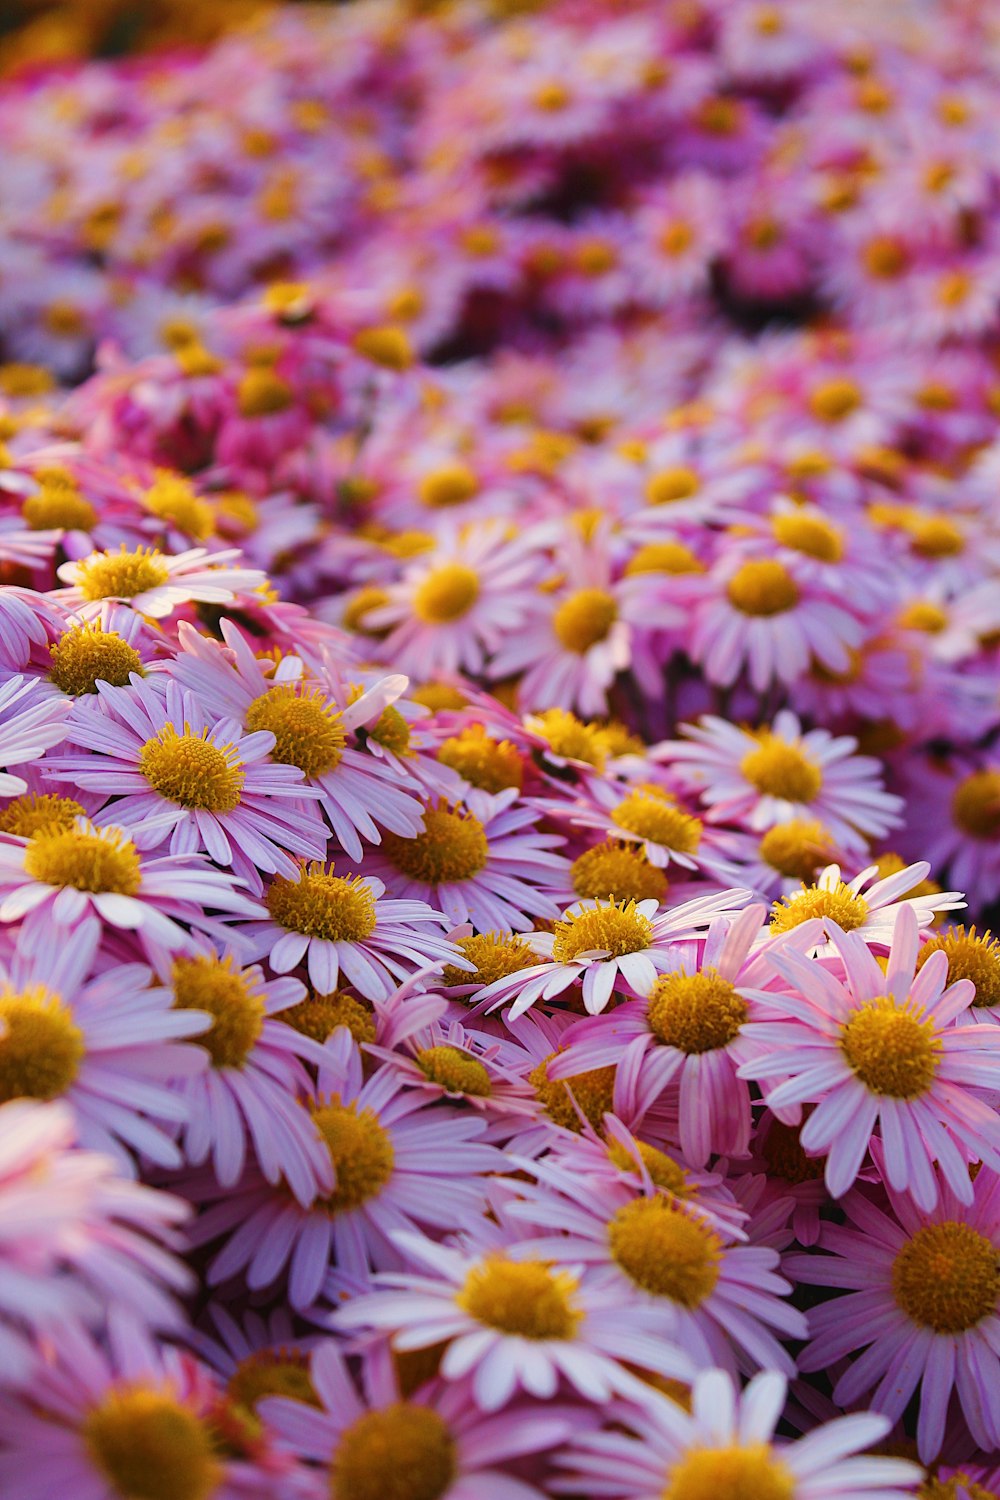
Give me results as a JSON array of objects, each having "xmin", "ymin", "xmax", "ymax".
[
  {"xmin": 310, "ymin": 1097, "xmax": 395, "ymax": 1214},
  {"xmin": 660, "ymin": 220, "xmax": 694, "ymax": 256},
  {"xmin": 366, "ymin": 705, "xmax": 411, "ymax": 757},
  {"xmin": 740, "ymin": 731, "xmax": 823, "ymax": 802},
  {"xmin": 571, "ymin": 840, "xmax": 668, "ymax": 904},
  {"xmin": 607, "ymin": 1137, "xmax": 690, "ymax": 1196},
  {"xmin": 418, "ymin": 464, "xmax": 479, "ymax": 509},
  {"xmin": 412, "ymin": 563, "xmax": 480, "ymax": 623},
  {"xmin": 908, "ymin": 515, "xmax": 964, "ymax": 558},
  {"xmin": 646, "ymin": 465, "xmax": 700, "ymax": 505},
  {"xmin": 574, "ymin": 238, "xmax": 618, "ymax": 276},
  {"xmin": 951, "ymin": 769, "xmax": 1000, "ymax": 840},
  {"xmin": 0, "ymin": 793, "xmax": 85, "ymax": 839},
  {"xmin": 611, "ymin": 786, "xmax": 702, "ymax": 854},
  {"xmin": 916, "ymin": 926, "xmax": 1000, "ymax": 1009},
  {"xmin": 646, "ymin": 968, "xmax": 749, "ymax": 1054},
  {"xmin": 266, "ymin": 865, "xmax": 378, "ymax": 943},
  {"xmin": 25, "ymin": 822, "xmax": 142, "ymax": 895},
  {"xmin": 246, "ymin": 684, "xmax": 346, "ymax": 777},
  {"xmin": 862, "ymin": 234, "xmax": 910, "ymax": 279},
  {"xmin": 442, "ymin": 931, "xmax": 538, "ymax": 988},
  {"xmin": 236, "ymin": 367, "xmax": 293, "ymax": 417},
  {"xmin": 83, "ymin": 1385, "xmax": 220, "ymax": 1500},
  {"xmin": 382, "ymin": 802, "xmax": 488, "ymax": 886},
  {"xmin": 771, "ymin": 511, "xmax": 844, "ymax": 562},
  {"xmin": 410, "ymin": 682, "xmax": 468, "ymax": 714},
  {"xmin": 608, "ymin": 1197, "xmax": 722, "ymax": 1306},
  {"xmin": 49, "ymin": 624, "xmax": 144, "ymax": 695},
  {"xmin": 459, "ymin": 1256, "xmax": 581, "ymax": 1339},
  {"xmin": 892, "ymin": 1222, "xmax": 999, "ymax": 1333},
  {"xmin": 841, "ymin": 995, "xmax": 940, "ymax": 1097},
  {"xmin": 172, "ymin": 955, "xmax": 265, "ymax": 1069},
  {"xmin": 144, "ymin": 471, "xmax": 214, "ymax": 541},
  {"xmin": 351, "ymin": 325, "xmax": 415, "ymax": 370},
  {"xmin": 416, "ymin": 1044, "xmax": 492, "ymax": 1098},
  {"xmin": 552, "ymin": 588, "xmax": 618, "ymax": 654},
  {"xmin": 527, "ymin": 707, "xmax": 607, "ymax": 770},
  {"xmin": 227, "ymin": 1350, "xmax": 319, "ymax": 1414},
  {"xmin": 282, "ymin": 989, "xmax": 376, "ymax": 1045},
  {"xmin": 552, "ymin": 899, "xmax": 653, "ymax": 962},
  {"xmin": 0, "ymin": 985, "xmax": 85, "ymax": 1103},
  {"xmin": 437, "ymin": 725, "xmax": 523, "ymax": 793},
  {"xmin": 625, "ymin": 541, "xmax": 704, "ymax": 575},
  {"xmin": 529, "ymin": 1052, "xmax": 616, "ymax": 1132},
  {"xmin": 807, "ymin": 377, "xmax": 862, "ymax": 423},
  {"xmin": 333, "ymin": 1404, "xmax": 455, "ymax": 1500},
  {"xmin": 343, "ymin": 587, "xmax": 391, "ymax": 635},
  {"xmin": 664, "ymin": 1444, "xmax": 795, "ymax": 1500},
  {"xmin": 899, "ymin": 599, "xmax": 948, "ymax": 633},
  {"xmin": 770, "ymin": 881, "xmax": 868, "ymax": 933},
  {"xmin": 22, "ymin": 481, "xmax": 96, "ymax": 533},
  {"xmin": 139, "ymin": 724, "xmax": 244, "ymax": 812},
  {"xmin": 758, "ymin": 820, "xmax": 834, "ymax": 882},
  {"xmin": 534, "ymin": 80, "xmax": 570, "ymax": 111},
  {"xmin": 74, "ymin": 546, "xmax": 170, "ymax": 602},
  {"xmin": 726, "ymin": 560, "xmax": 799, "ymax": 616}
]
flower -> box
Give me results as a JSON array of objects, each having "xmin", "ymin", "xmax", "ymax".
[
  {"xmin": 0, "ymin": 675, "xmax": 72, "ymax": 797},
  {"xmin": 765, "ymin": 861, "xmax": 964, "ymax": 947},
  {"xmin": 56, "ymin": 544, "xmax": 267, "ymax": 619}
]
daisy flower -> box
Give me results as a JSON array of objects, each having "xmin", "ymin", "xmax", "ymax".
[
  {"xmin": 739, "ymin": 905, "xmax": 1000, "ymax": 1209},
  {"xmin": 899, "ymin": 754, "xmax": 1000, "ymax": 909},
  {"xmin": 542, "ymin": 777, "xmax": 734, "ymax": 877},
  {"xmin": 55, "ymin": 543, "xmax": 267, "ymax": 619},
  {"xmin": 764, "ymin": 861, "xmax": 964, "ymax": 948},
  {"xmin": 0, "ymin": 674, "xmax": 72, "ymax": 797},
  {"xmin": 785, "ymin": 1168, "xmax": 1000, "ymax": 1462},
  {"xmin": 553, "ymin": 1365, "xmax": 920, "ymax": 1498},
  {"xmin": 363, "ymin": 1012, "xmax": 539, "ymax": 1128},
  {"xmin": 40, "ymin": 602, "xmax": 163, "ymax": 700}
]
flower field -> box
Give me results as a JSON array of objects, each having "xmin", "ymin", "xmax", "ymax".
[{"xmin": 1, "ymin": 1, "xmax": 1000, "ymax": 1495}]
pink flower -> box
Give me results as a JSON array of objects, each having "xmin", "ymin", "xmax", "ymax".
[
  {"xmin": 56, "ymin": 544, "xmax": 267, "ymax": 619},
  {"xmin": 0, "ymin": 675, "xmax": 72, "ymax": 797}
]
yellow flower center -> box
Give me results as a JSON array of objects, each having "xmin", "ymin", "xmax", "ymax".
[
  {"xmin": 552, "ymin": 588, "xmax": 618, "ymax": 654},
  {"xmin": 366, "ymin": 705, "xmax": 411, "ymax": 756},
  {"xmin": 761, "ymin": 1119, "xmax": 826, "ymax": 1184},
  {"xmin": 83, "ymin": 1386, "xmax": 220, "ymax": 1500},
  {"xmin": 412, "ymin": 563, "xmax": 480, "ymax": 624},
  {"xmin": 771, "ymin": 511, "xmax": 844, "ymax": 561},
  {"xmin": 0, "ymin": 985, "xmax": 84, "ymax": 1103},
  {"xmin": 726, "ymin": 560, "xmax": 799, "ymax": 616},
  {"xmin": 43, "ymin": 300, "xmax": 88, "ymax": 338},
  {"xmin": 310, "ymin": 1098, "xmax": 395, "ymax": 1214},
  {"xmin": 245, "ymin": 685, "xmax": 346, "ymax": 778},
  {"xmin": 862, "ymin": 235, "xmax": 910, "ymax": 279},
  {"xmin": 410, "ymin": 683, "xmax": 467, "ymax": 714},
  {"xmin": 660, "ymin": 220, "xmax": 694, "ymax": 256},
  {"xmin": 22, "ymin": 484, "xmax": 96, "ymax": 533},
  {"xmin": 343, "ymin": 587, "xmax": 391, "ymax": 635},
  {"xmin": 664, "ymin": 1444, "xmax": 795, "ymax": 1500},
  {"xmin": 24, "ymin": 823, "xmax": 141, "ymax": 895},
  {"xmin": 527, "ymin": 708, "xmax": 607, "ymax": 770},
  {"xmin": 646, "ymin": 466, "xmax": 700, "ymax": 505},
  {"xmin": 740, "ymin": 733, "xmax": 823, "ymax": 801},
  {"xmin": 236, "ymin": 368, "xmax": 293, "ymax": 417},
  {"xmin": 770, "ymin": 881, "xmax": 868, "ymax": 933},
  {"xmin": 552, "ymin": 899, "xmax": 653, "ymax": 962},
  {"xmin": 892, "ymin": 1222, "xmax": 999, "ymax": 1332},
  {"xmin": 351, "ymin": 325, "xmax": 415, "ymax": 371},
  {"xmin": 437, "ymin": 725, "xmax": 523, "ymax": 793},
  {"xmin": 418, "ymin": 464, "xmax": 478, "ymax": 509},
  {"xmin": 0, "ymin": 793, "xmax": 85, "ymax": 839},
  {"xmin": 899, "ymin": 600, "xmax": 948, "ymax": 633},
  {"xmin": 607, "ymin": 1138, "xmax": 690, "ymax": 1195},
  {"xmin": 936, "ymin": 270, "xmax": 972, "ymax": 308},
  {"xmin": 608, "ymin": 1197, "xmax": 721, "ymax": 1305},
  {"xmin": 646, "ymin": 968, "xmax": 749, "ymax": 1053},
  {"xmin": 571, "ymin": 841, "xmax": 668, "ymax": 904},
  {"xmin": 281, "ymin": 989, "xmax": 376, "ymax": 1045},
  {"xmin": 951, "ymin": 770, "xmax": 1000, "ymax": 840},
  {"xmin": 172, "ymin": 955, "xmax": 265, "ymax": 1069},
  {"xmin": 0, "ymin": 363, "xmax": 53, "ymax": 397},
  {"xmin": 909, "ymin": 516, "xmax": 964, "ymax": 558},
  {"xmin": 382, "ymin": 802, "xmax": 489, "ymax": 885},
  {"xmin": 807, "ymin": 378, "xmax": 862, "ymax": 423},
  {"xmin": 266, "ymin": 866, "xmax": 377, "ymax": 943},
  {"xmin": 49, "ymin": 624, "xmax": 144, "ymax": 694},
  {"xmin": 574, "ymin": 238, "xmax": 618, "ymax": 276},
  {"xmin": 841, "ymin": 995, "xmax": 940, "ymax": 1098},
  {"xmin": 442, "ymin": 931, "xmax": 538, "ymax": 988},
  {"xmin": 416, "ymin": 1044, "xmax": 492, "ymax": 1097},
  {"xmin": 139, "ymin": 725, "xmax": 244, "ymax": 812},
  {"xmin": 529, "ymin": 1052, "xmax": 616, "ymax": 1132},
  {"xmin": 75, "ymin": 546, "xmax": 170, "ymax": 602},
  {"xmin": 333, "ymin": 1405, "xmax": 455, "ymax": 1500},
  {"xmin": 458, "ymin": 1257, "xmax": 581, "ymax": 1338},
  {"xmin": 227, "ymin": 1350, "xmax": 318, "ymax": 1414},
  {"xmin": 611, "ymin": 787, "xmax": 702, "ymax": 853},
  {"xmin": 387, "ymin": 287, "xmax": 425, "ymax": 322},
  {"xmin": 916, "ymin": 926, "xmax": 1000, "ymax": 1009},
  {"xmin": 534, "ymin": 79, "xmax": 570, "ymax": 111},
  {"xmin": 625, "ymin": 541, "xmax": 704, "ymax": 576},
  {"xmin": 758, "ymin": 820, "xmax": 834, "ymax": 881},
  {"xmin": 144, "ymin": 472, "xmax": 214, "ymax": 541}
]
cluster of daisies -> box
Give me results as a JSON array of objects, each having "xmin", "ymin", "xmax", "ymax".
[{"xmin": 1, "ymin": 0, "xmax": 1000, "ymax": 1497}]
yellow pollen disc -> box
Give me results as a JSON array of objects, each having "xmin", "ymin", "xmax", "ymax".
[
  {"xmin": 552, "ymin": 899, "xmax": 653, "ymax": 962},
  {"xmin": 282, "ymin": 989, "xmax": 376, "ymax": 1045},
  {"xmin": 458, "ymin": 1257, "xmax": 581, "ymax": 1338},
  {"xmin": 892, "ymin": 1222, "xmax": 999, "ymax": 1333},
  {"xmin": 382, "ymin": 802, "xmax": 488, "ymax": 885},
  {"xmin": 139, "ymin": 725, "xmax": 244, "ymax": 812},
  {"xmin": 412, "ymin": 563, "xmax": 480, "ymax": 624},
  {"xmin": 664, "ymin": 1443, "xmax": 795, "ymax": 1500},
  {"xmin": 418, "ymin": 464, "xmax": 478, "ymax": 509},
  {"xmin": 646, "ymin": 968, "xmax": 749, "ymax": 1053},
  {"xmin": 726, "ymin": 560, "xmax": 799, "ymax": 616},
  {"xmin": 574, "ymin": 238, "xmax": 618, "ymax": 276},
  {"xmin": 410, "ymin": 683, "xmax": 467, "ymax": 713},
  {"xmin": 0, "ymin": 363, "xmax": 53, "ymax": 398},
  {"xmin": 527, "ymin": 708, "xmax": 607, "ymax": 771},
  {"xmin": 0, "ymin": 985, "xmax": 84, "ymax": 1103},
  {"xmin": 571, "ymin": 841, "xmax": 668, "ymax": 904},
  {"xmin": 951, "ymin": 770, "xmax": 1000, "ymax": 840},
  {"xmin": 22, "ymin": 485, "xmax": 96, "ymax": 533},
  {"xmin": 598, "ymin": 722, "xmax": 645, "ymax": 758},
  {"xmin": 172, "ymin": 955, "xmax": 264, "ymax": 1069},
  {"xmin": 762, "ymin": 1118, "xmax": 826, "ymax": 1184},
  {"xmin": 607, "ymin": 1138, "xmax": 690, "ymax": 1195},
  {"xmin": 807, "ymin": 378, "xmax": 862, "ymax": 423},
  {"xmin": 899, "ymin": 600, "xmax": 948, "ymax": 634},
  {"xmin": 43, "ymin": 300, "xmax": 88, "ymax": 337},
  {"xmin": 740, "ymin": 733, "xmax": 822, "ymax": 801},
  {"xmin": 25, "ymin": 823, "xmax": 141, "ymax": 895},
  {"xmin": 608, "ymin": 1197, "xmax": 721, "ymax": 1305},
  {"xmin": 343, "ymin": 587, "xmax": 391, "ymax": 635},
  {"xmin": 75, "ymin": 546, "xmax": 170, "ymax": 602},
  {"xmin": 387, "ymin": 287, "xmax": 425, "ymax": 322},
  {"xmin": 437, "ymin": 725, "xmax": 523, "ymax": 793},
  {"xmin": 227, "ymin": 1350, "xmax": 319, "ymax": 1413},
  {"xmin": 937, "ymin": 270, "xmax": 972, "ymax": 307},
  {"xmin": 333, "ymin": 1404, "xmax": 455, "ymax": 1500},
  {"xmin": 529, "ymin": 1052, "xmax": 616, "ymax": 1132},
  {"xmin": 534, "ymin": 80, "xmax": 570, "ymax": 111},
  {"xmin": 646, "ymin": 466, "xmax": 700, "ymax": 505},
  {"xmin": 696, "ymin": 98, "xmax": 739, "ymax": 134},
  {"xmin": 236, "ymin": 367, "xmax": 293, "ymax": 418},
  {"xmin": 0, "ymin": 793, "xmax": 85, "ymax": 839},
  {"xmin": 267, "ymin": 866, "xmax": 377, "ymax": 942},
  {"xmin": 611, "ymin": 787, "xmax": 702, "ymax": 853},
  {"xmin": 772, "ymin": 511, "xmax": 844, "ymax": 562},
  {"xmin": 245, "ymin": 684, "xmax": 346, "ymax": 778},
  {"xmin": 917, "ymin": 381, "xmax": 955, "ymax": 410},
  {"xmin": 442, "ymin": 931, "xmax": 537, "ymax": 988},
  {"xmin": 862, "ymin": 235, "xmax": 910, "ymax": 279},
  {"xmin": 625, "ymin": 541, "xmax": 704, "ymax": 576},
  {"xmin": 49, "ymin": 624, "xmax": 144, "ymax": 695},
  {"xmin": 770, "ymin": 881, "xmax": 868, "ymax": 933},
  {"xmin": 552, "ymin": 589, "xmax": 618, "ymax": 654},
  {"xmin": 310, "ymin": 1098, "xmax": 395, "ymax": 1214},
  {"xmin": 416, "ymin": 1044, "xmax": 492, "ymax": 1097},
  {"xmin": 758, "ymin": 820, "xmax": 834, "ymax": 881},
  {"xmin": 660, "ymin": 220, "xmax": 694, "ymax": 256},
  {"xmin": 352, "ymin": 325, "xmax": 415, "ymax": 370},
  {"xmin": 367, "ymin": 705, "xmax": 411, "ymax": 756},
  {"xmin": 908, "ymin": 516, "xmax": 964, "ymax": 557},
  {"xmin": 83, "ymin": 1386, "xmax": 220, "ymax": 1500},
  {"xmin": 144, "ymin": 472, "xmax": 214, "ymax": 541},
  {"xmin": 840, "ymin": 995, "xmax": 939, "ymax": 1098},
  {"xmin": 920, "ymin": 1478, "xmax": 994, "ymax": 1500},
  {"xmin": 917, "ymin": 926, "xmax": 1000, "ymax": 1009}
]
